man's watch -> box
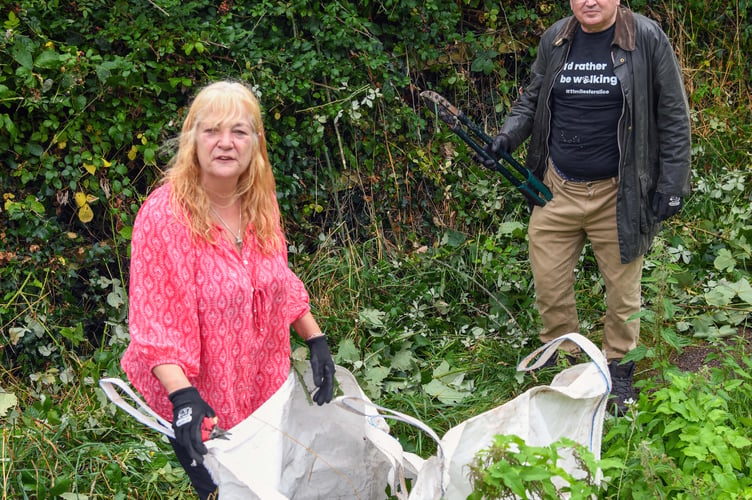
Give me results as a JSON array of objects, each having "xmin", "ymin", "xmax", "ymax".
[{"xmin": 668, "ymin": 195, "xmax": 681, "ymax": 207}]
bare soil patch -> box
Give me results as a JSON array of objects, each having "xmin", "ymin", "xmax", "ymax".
[{"xmin": 669, "ymin": 328, "xmax": 752, "ymax": 372}]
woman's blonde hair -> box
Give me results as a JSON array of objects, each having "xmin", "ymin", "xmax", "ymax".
[{"xmin": 163, "ymin": 81, "xmax": 282, "ymax": 253}]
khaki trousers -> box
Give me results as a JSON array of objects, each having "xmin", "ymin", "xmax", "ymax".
[{"xmin": 528, "ymin": 166, "xmax": 642, "ymax": 360}]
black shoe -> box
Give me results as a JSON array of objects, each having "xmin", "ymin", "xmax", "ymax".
[
  {"xmin": 608, "ymin": 360, "xmax": 636, "ymax": 416},
  {"xmin": 539, "ymin": 350, "xmax": 580, "ymax": 369}
]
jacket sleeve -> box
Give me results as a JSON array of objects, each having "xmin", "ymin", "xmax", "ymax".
[{"xmin": 651, "ymin": 27, "xmax": 692, "ymax": 196}]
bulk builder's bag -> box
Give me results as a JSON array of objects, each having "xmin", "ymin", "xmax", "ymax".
[{"xmin": 100, "ymin": 333, "xmax": 611, "ymax": 499}]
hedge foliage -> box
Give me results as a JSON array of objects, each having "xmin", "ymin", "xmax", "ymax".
[{"xmin": 1, "ymin": 0, "xmax": 751, "ymax": 373}]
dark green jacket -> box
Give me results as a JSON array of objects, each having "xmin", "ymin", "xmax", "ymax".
[{"xmin": 500, "ymin": 6, "xmax": 691, "ymax": 263}]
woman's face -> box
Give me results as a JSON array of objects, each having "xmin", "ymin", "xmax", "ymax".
[{"xmin": 195, "ymin": 112, "xmax": 256, "ymax": 187}]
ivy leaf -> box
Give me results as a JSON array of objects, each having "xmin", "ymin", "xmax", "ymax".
[
  {"xmin": 38, "ymin": 344, "xmax": 54, "ymax": 357},
  {"xmin": 9, "ymin": 326, "xmax": 25, "ymax": 345},
  {"xmin": 107, "ymin": 288, "xmax": 125, "ymax": 309},
  {"xmin": 423, "ymin": 361, "xmax": 472, "ymax": 404}
]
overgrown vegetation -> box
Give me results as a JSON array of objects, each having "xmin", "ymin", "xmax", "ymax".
[
  {"xmin": 1, "ymin": 0, "xmax": 751, "ymax": 498},
  {"xmin": 467, "ymin": 345, "xmax": 752, "ymax": 498}
]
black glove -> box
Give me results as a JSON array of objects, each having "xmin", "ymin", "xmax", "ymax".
[
  {"xmin": 168, "ymin": 386, "xmax": 215, "ymax": 466},
  {"xmin": 480, "ymin": 133, "xmax": 512, "ymax": 167},
  {"xmin": 652, "ymin": 192, "xmax": 683, "ymax": 221},
  {"xmin": 305, "ymin": 335, "xmax": 335, "ymax": 405}
]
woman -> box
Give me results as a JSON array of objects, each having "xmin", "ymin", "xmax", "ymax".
[{"xmin": 121, "ymin": 81, "xmax": 335, "ymax": 499}]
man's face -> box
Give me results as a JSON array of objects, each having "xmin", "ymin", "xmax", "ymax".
[{"xmin": 570, "ymin": 0, "xmax": 620, "ymax": 33}]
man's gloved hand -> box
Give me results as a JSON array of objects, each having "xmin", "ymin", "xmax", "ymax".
[
  {"xmin": 480, "ymin": 133, "xmax": 512, "ymax": 167},
  {"xmin": 305, "ymin": 335, "xmax": 335, "ymax": 405},
  {"xmin": 652, "ymin": 192, "xmax": 683, "ymax": 221},
  {"xmin": 168, "ymin": 386, "xmax": 215, "ymax": 466}
]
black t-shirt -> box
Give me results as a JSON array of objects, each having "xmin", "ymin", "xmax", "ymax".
[{"xmin": 549, "ymin": 25, "xmax": 623, "ymax": 180}]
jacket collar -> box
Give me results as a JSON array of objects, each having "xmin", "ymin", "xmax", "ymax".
[{"xmin": 553, "ymin": 5, "xmax": 636, "ymax": 51}]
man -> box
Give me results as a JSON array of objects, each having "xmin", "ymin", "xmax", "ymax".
[{"xmin": 485, "ymin": 0, "xmax": 691, "ymax": 414}]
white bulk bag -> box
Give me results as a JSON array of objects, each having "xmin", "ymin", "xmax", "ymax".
[{"xmin": 100, "ymin": 333, "xmax": 610, "ymax": 499}]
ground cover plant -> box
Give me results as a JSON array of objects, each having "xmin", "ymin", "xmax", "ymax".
[{"xmin": 1, "ymin": 0, "xmax": 751, "ymax": 498}]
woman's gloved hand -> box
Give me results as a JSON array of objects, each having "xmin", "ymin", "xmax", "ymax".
[
  {"xmin": 168, "ymin": 386, "xmax": 216, "ymax": 465},
  {"xmin": 305, "ymin": 335, "xmax": 335, "ymax": 405}
]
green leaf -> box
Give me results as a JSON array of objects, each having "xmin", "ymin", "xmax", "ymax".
[
  {"xmin": 662, "ymin": 417, "xmax": 686, "ymax": 435},
  {"xmin": 49, "ymin": 477, "xmax": 72, "ymax": 496},
  {"xmin": 107, "ymin": 288, "xmax": 126, "ymax": 309},
  {"xmin": 498, "ymin": 221, "xmax": 526, "ymax": 237},
  {"xmin": 0, "ymin": 391, "xmax": 18, "ymax": 417},
  {"xmin": 26, "ymin": 142, "xmax": 44, "ymax": 157},
  {"xmin": 35, "ymin": 50, "xmax": 62, "ymax": 69},
  {"xmin": 119, "ymin": 225, "xmax": 133, "ymax": 240},
  {"xmin": 732, "ymin": 278, "xmax": 752, "ymax": 305},
  {"xmin": 11, "ymin": 35, "xmax": 35, "ymax": 70},
  {"xmin": 364, "ymin": 365, "xmax": 390, "ymax": 386},
  {"xmin": 0, "ymin": 113, "xmax": 17, "ymax": 139},
  {"xmin": 713, "ymin": 248, "xmax": 736, "ymax": 272},
  {"xmin": 390, "ymin": 347, "xmax": 414, "ymax": 371},
  {"xmin": 4, "ymin": 10, "xmax": 20, "ymax": 30},
  {"xmin": 358, "ymin": 308, "xmax": 386, "ymax": 328},
  {"xmin": 660, "ymin": 328, "xmax": 692, "ymax": 351},
  {"xmin": 422, "ymin": 379, "xmax": 470, "ymax": 404},
  {"xmin": 704, "ymin": 283, "xmax": 735, "ymax": 306},
  {"xmin": 440, "ymin": 229, "xmax": 466, "ymax": 248},
  {"xmin": 143, "ymin": 146, "xmax": 156, "ymax": 163},
  {"xmin": 60, "ymin": 323, "xmax": 85, "ymax": 347},
  {"xmin": 335, "ymin": 338, "xmax": 360, "ymax": 363}
]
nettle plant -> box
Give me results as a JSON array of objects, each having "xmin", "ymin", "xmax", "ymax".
[
  {"xmin": 464, "ymin": 349, "xmax": 752, "ymax": 499},
  {"xmin": 637, "ymin": 164, "xmax": 752, "ymax": 356},
  {"xmin": 601, "ymin": 350, "xmax": 752, "ymax": 498}
]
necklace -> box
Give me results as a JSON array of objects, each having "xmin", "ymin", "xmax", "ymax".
[{"xmin": 210, "ymin": 204, "xmax": 243, "ymax": 248}]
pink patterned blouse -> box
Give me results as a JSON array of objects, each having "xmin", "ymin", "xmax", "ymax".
[{"xmin": 121, "ymin": 184, "xmax": 310, "ymax": 429}]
